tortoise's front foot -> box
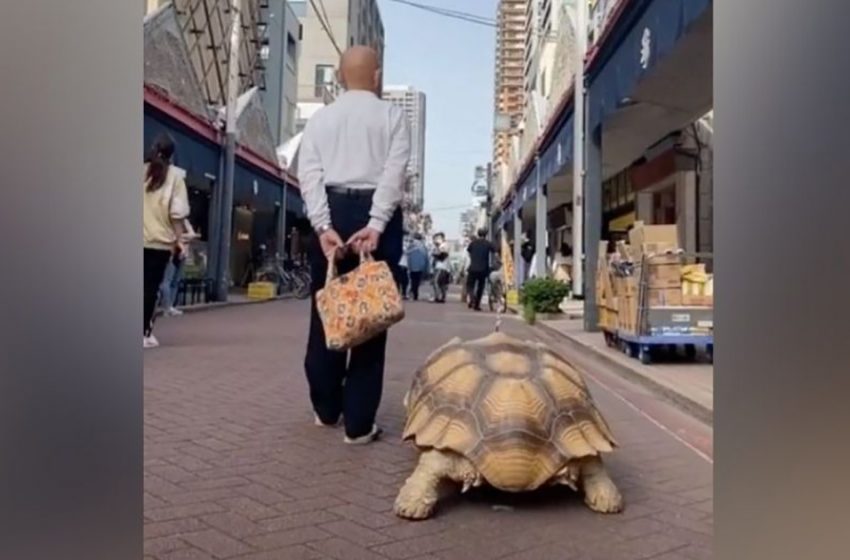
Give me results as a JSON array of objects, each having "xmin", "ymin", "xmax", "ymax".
[
  {"xmin": 581, "ymin": 456, "xmax": 624, "ymax": 514},
  {"xmin": 393, "ymin": 451, "xmax": 443, "ymax": 520},
  {"xmin": 394, "ymin": 475, "xmax": 438, "ymax": 520}
]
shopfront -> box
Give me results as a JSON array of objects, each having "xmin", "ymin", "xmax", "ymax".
[
  {"xmin": 230, "ymin": 156, "xmax": 303, "ymax": 287},
  {"xmin": 602, "ymin": 167, "xmax": 636, "ymax": 247}
]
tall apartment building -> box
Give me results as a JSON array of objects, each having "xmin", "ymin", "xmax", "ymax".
[
  {"xmin": 145, "ymin": 0, "xmax": 270, "ymax": 107},
  {"xmin": 290, "ymin": 0, "xmax": 385, "ymax": 104},
  {"xmin": 384, "ymin": 86, "xmax": 427, "ymax": 210},
  {"xmin": 493, "ymin": 0, "xmax": 529, "ymax": 184},
  {"xmin": 524, "ymin": 0, "xmax": 552, "ymax": 106},
  {"xmin": 261, "ymin": 0, "xmax": 302, "ymax": 146}
]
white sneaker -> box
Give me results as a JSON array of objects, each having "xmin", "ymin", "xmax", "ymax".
[
  {"xmin": 314, "ymin": 413, "xmax": 341, "ymax": 428},
  {"xmin": 143, "ymin": 334, "xmax": 160, "ymax": 349},
  {"xmin": 344, "ymin": 425, "xmax": 383, "ymax": 445},
  {"xmin": 165, "ymin": 307, "xmax": 183, "ymax": 317}
]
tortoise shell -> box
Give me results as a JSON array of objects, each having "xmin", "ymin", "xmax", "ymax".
[{"xmin": 402, "ymin": 331, "xmax": 617, "ymax": 492}]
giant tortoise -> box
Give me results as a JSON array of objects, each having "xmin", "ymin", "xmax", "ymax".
[{"xmin": 394, "ymin": 331, "xmax": 623, "ymax": 519}]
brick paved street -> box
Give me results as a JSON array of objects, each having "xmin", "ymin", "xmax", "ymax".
[{"xmin": 144, "ymin": 300, "xmax": 713, "ymax": 560}]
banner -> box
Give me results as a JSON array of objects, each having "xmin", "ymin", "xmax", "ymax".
[{"xmin": 501, "ymin": 237, "xmax": 515, "ymax": 290}]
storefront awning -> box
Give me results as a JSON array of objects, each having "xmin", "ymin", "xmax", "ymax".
[
  {"xmin": 587, "ymin": 0, "xmax": 712, "ymax": 131},
  {"xmin": 234, "ymin": 160, "xmax": 303, "ymax": 216}
]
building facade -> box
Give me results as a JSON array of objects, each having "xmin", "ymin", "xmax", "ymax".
[
  {"xmin": 145, "ymin": 0, "xmax": 270, "ymax": 108},
  {"xmin": 290, "ymin": 0, "xmax": 385, "ymax": 104},
  {"xmin": 261, "ymin": 0, "xmax": 302, "ymax": 146},
  {"xmin": 383, "ymin": 86, "xmax": 427, "ymax": 210},
  {"xmin": 493, "ymin": 0, "xmax": 529, "ymax": 195}
]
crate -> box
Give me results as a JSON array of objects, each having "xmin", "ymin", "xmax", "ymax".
[{"xmin": 247, "ymin": 281, "xmax": 277, "ymax": 300}]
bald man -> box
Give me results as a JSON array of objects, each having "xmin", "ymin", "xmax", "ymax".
[{"xmin": 297, "ymin": 46, "xmax": 411, "ymax": 444}]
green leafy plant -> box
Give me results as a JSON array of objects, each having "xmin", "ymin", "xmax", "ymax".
[{"xmin": 520, "ymin": 277, "xmax": 570, "ymax": 314}]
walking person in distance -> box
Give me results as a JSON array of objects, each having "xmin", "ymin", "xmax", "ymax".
[
  {"xmin": 405, "ymin": 234, "xmax": 429, "ymax": 301},
  {"xmin": 297, "ymin": 46, "xmax": 411, "ymax": 444},
  {"xmin": 397, "ymin": 238, "xmax": 410, "ymax": 300},
  {"xmin": 143, "ymin": 133, "xmax": 190, "ymax": 348},
  {"xmin": 158, "ymin": 219, "xmax": 198, "ymax": 317},
  {"xmin": 466, "ymin": 228, "xmax": 496, "ymax": 311}
]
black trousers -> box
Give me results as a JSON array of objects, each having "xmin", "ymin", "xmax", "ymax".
[
  {"xmin": 305, "ymin": 190, "xmax": 403, "ymax": 439},
  {"xmin": 144, "ymin": 248, "xmax": 172, "ymax": 336},
  {"xmin": 466, "ymin": 270, "xmax": 488, "ymax": 309},
  {"xmin": 396, "ymin": 265, "xmax": 409, "ymax": 298},
  {"xmin": 408, "ymin": 271, "xmax": 423, "ymax": 300}
]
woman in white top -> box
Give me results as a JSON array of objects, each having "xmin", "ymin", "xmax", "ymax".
[{"xmin": 143, "ymin": 134, "xmax": 190, "ymax": 348}]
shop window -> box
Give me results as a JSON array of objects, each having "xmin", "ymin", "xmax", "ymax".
[{"xmin": 314, "ymin": 64, "xmax": 335, "ymax": 97}]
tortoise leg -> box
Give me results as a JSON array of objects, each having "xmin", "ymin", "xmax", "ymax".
[
  {"xmin": 579, "ymin": 455, "xmax": 623, "ymax": 513},
  {"xmin": 393, "ymin": 449, "xmax": 477, "ymax": 520}
]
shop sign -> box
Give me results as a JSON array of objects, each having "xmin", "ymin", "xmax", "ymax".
[{"xmin": 640, "ymin": 28, "xmax": 652, "ymax": 69}]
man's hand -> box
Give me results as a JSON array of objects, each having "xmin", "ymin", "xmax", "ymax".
[
  {"xmin": 347, "ymin": 227, "xmax": 381, "ymax": 255},
  {"xmin": 319, "ymin": 229, "xmax": 345, "ymax": 261}
]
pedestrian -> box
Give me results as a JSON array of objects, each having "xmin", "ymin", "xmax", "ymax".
[
  {"xmin": 458, "ymin": 249, "xmax": 470, "ymax": 305},
  {"xmin": 297, "ymin": 46, "xmax": 411, "ymax": 444},
  {"xmin": 521, "ymin": 233, "xmax": 535, "ymax": 281},
  {"xmin": 406, "ymin": 234, "xmax": 429, "ymax": 301},
  {"xmin": 430, "ymin": 235, "xmax": 451, "ymax": 303},
  {"xmin": 289, "ymin": 226, "xmax": 301, "ymax": 265},
  {"xmin": 552, "ymin": 242, "xmax": 572, "ymax": 284},
  {"xmin": 397, "ymin": 239, "xmax": 410, "ymax": 300},
  {"xmin": 466, "ymin": 228, "xmax": 496, "ymax": 311},
  {"xmin": 158, "ymin": 219, "xmax": 198, "ymax": 316},
  {"xmin": 143, "ymin": 133, "xmax": 191, "ymax": 348}
]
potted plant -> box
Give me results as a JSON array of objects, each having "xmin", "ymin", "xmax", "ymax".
[{"xmin": 519, "ymin": 278, "xmax": 570, "ymax": 323}]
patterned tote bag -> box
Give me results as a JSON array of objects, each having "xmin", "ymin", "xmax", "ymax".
[{"xmin": 316, "ymin": 253, "xmax": 405, "ymax": 350}]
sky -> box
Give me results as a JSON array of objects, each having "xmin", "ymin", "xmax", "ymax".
[{"xmin": 378, "ymin": 0, "xmax": 499, "ymax": 239}]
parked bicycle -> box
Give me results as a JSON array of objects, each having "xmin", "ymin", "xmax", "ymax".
[{"xmin": 255, "ymin": 253, "xmax": 311, "ymax": 299}]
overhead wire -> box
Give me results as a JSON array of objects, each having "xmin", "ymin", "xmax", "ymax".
[
  {"xmin": 308, "ymin": 0, "xmax": 342, "ymax": 55},
  {"xmin": 385, "ymin": 0, "xmax": 497, "ymax": 28},
  {"xmin": 315, "ymin": 0, "xmax": 334, "ymax": 42}
]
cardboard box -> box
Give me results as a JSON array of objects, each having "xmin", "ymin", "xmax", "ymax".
[
  {"xmin": 617, "ymin": 295, "xmax": 638, "ymax": 334},
  {"xmin": 647, "ymin": 288, "xmax": 684, "ymax": 307},
  {"xmin": 628, "ymin": 222, "xmax": 679, "ymax": 254},
  {"xmin": 641, "ymin": 242, "xmax": 678, "ymax": 256},
  {"xmin": 638, "ymin": 262, "xmax": 683, "ymax": 289},
  {"xmin": 614, "ymin": 275, "xmax": 638, "ymax": 297},
  {"xmin": 682, "ymin": 293, "xmax": 713, "ymax": 307}
]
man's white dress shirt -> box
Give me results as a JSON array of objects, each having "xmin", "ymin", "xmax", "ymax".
[{"xmin": 297, "ymin": 90, "xmax": 411, "ymax": 233}]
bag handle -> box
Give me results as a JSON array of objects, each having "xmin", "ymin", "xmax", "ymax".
[{"xmin": 324, "ymin": 250, "xmax": 374, "ymax": 287}]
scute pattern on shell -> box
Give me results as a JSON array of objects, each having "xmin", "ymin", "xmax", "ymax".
[{"xmin": 403, "ymin": 332, "xmax": 617, "ymax": 491}]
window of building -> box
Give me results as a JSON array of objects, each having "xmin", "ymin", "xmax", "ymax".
[
  {"xmin": 286, "ymin": 33, "xmax": 297, "ymax": 67},
  {"xmin": 314, "ymin": 64, "xmax": 335, "ymax": 97}
]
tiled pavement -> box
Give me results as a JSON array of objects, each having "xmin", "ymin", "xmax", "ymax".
[
  {"xmin": 144, "ymin": 300, "xmax": 713, "ymax": 560},
  {"xmin": 541, "ymin": 318, "xmax": 713, "ymax": 418}
]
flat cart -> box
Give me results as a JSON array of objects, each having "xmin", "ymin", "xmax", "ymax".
[{"xmin": 606, "ymin": 252, "xmax": 714, "ymax": 365}]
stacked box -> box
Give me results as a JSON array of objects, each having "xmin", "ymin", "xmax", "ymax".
[
  {"xmin": 247, "ymin": 281, "xmax": 276, "ymax": 300},
  {"xmin": 628, "ymin": 222, "xmax": 679, "ymax": 259}
]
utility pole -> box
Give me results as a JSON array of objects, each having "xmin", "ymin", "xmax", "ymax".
[
  {"xmin": 571, "ymin": 0, "xmax": 588, "ymax": 298},
  {"xmin": 214, "ymin": 0, "xmax": 242, "ymax": 302}
]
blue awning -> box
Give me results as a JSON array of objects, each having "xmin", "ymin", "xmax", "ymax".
[
  {"xmin": 143, "ymin": 108, "xmax": 220, "ymax": 186},
  {"xmin": 587, "ymin": 0, "xmax": 712, "ymax": 130}
]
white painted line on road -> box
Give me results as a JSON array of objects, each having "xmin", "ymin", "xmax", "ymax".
[{"xmin": 586, "ymin": 372, "xmax": 714, "ymax": 465}]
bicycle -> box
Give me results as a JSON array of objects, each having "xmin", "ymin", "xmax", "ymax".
[
  {"xmin": 255, "ymin": 254, "xmax": 311, "ymax": 299},
  {"xmin": 487, "ymin": 271, "xmax": 508, "ymax": 313}
]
